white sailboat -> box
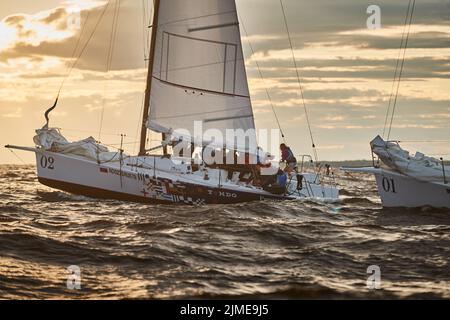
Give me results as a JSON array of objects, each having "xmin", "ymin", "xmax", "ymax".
[
  {"xmin": 5, "ymin": 0, "xmax": 338, "ymax": 205},
  {"xmin": 343, "ymin": 0, "xmax": 450, "ymax": 209},
  {"xmin": 344, "ymin": 136, "xmax": 450, "ymax": 209}
]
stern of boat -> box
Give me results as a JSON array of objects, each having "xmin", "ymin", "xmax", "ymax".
[{"xmin": 287, "ymin": 172, "xmax": 339, "ymax": 200}]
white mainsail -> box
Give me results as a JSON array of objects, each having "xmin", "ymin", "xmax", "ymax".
[{"xmin": 145, "ymin": 0, "xmax": 256, "ymax": 151}]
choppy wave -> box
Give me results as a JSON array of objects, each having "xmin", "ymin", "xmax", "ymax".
[{"xmin": 0, "ymin": 165, "xmax": 449, "ymax": 299}]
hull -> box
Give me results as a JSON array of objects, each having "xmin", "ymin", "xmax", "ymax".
[
  {"xmin": 344, "ymin": 167, "xmax": 450, "ymax": 209},
  {"xmin": 35, "ymin": 150, "xmax": 338, "ymax": 205}
]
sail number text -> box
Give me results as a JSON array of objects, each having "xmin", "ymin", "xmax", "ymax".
[
  {"xmin": 40, "ymin": 155, "xmax": 55, "ymax": 170},
  {"xmin": 382, "ymin": 177, "xmax": 397, "ymax": 193}
]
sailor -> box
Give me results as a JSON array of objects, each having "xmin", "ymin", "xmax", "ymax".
[{"xmin": 280, "ymin": 143, "xmax": 297, "ymax": 173}]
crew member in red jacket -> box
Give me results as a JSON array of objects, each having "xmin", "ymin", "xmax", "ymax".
[{"xmin": 280, "ymin": 143, "xmax": 297, "ymax": 173}]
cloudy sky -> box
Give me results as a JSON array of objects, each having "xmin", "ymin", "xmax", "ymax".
[{"xmin": 0, "ymin": 0, "xmax": 449, "ymax": 164}]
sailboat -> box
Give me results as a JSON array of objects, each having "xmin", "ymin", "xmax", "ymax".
[
  {"xmin": 5, "ymin": 0, "xmax": 338, "ymax": 205},
  {"xmin": 343, "ymin": 0, "xmax": 450, "ymax": 209},
  {"xmin": 344, "ymin": 136, "xmax": 449, "ymax": 209}
]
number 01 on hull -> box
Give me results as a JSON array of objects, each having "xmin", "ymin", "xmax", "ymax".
[{"xmin": 344, "ymin": 167, "xmax": 450, "ymax": 209}]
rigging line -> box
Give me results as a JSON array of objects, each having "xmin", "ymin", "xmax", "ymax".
[
  {"xmin": 134, "ymin": 93, "xmax": 146, "ymax": 154},
  {"xmin": 99, "ymin": 0, "xmax": 121, "ymax": 141},
  {"xmin": 142, "ymin": 0, "xmax": 149, "ymax": 63},
  {"xmin": 45, "ymin": 9, "xmax": 91, "ymax": 127},
  {"xmin": 142, "ymin": 0, "xmax": 152, "ymax": 61},
  {"xmin": 141, "ymin": 0, "xmax": 154, "ymax": 152},
  {"xmin": 57, "ymin": 11, "xmax": 91, "ymax": 96},
  {"xmin": 388, "ymin": 0, "xmax": 416, "ymax": 140},
  {"xmin": 137, "ymin": 1, "xmax": 150, "ymax": 153},
  {"xmin": 60, "ymin": 2, "xmax": 111, "ymax": 95},
  {"xmin": 279, "ymin": 0, "xmax": 318, "ymax": 161},
  {"xmin": 107, "ymin": 0, "xmax": 121, "ymax": 71},
  {"xmin": 398, "ymin": 140, "xmax": 450, "ymax": 143},
  {"xmin": 159, "ymin": 10, "xmax": 236, "ymax": 28},
  {"xmin": 382, "ymin": 0, "xmax": 413, "ymax": 139},
  {"xmin": 8, "ymin": 149, "xmax": 28, "ymax": 165},
  {"xmin": 60, "ymin": 127, "xmax": 123, "ymax": 136},
  {"xmin": 45, "ymin": 2, "xmax": 111, "ymax": 127},
  {"xmin": 149, "ymin": 1, "xmax": 154, "ymax": 41},
  {"xmin": 104, "ymin": 141, "xmax": 141, "ymax": 147},
  {"xmin": 239, "ymin": 15, "xmax": 287, "ymax": 143}
]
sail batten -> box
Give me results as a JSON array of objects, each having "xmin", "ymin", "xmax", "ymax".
[
  {"xmin": 146, "ymin": 0, "xmax": 255, "ymax": 151},
  {"xmin": 203, "ymin": 115, "xmax": 254, "ymax": 123},
  {"xmin": 188, "ymin": 22, "xmax": 239, "ymax": 33},
  {"xmin": 154, "ymin": 77, "xmax": 250, "ymax": 99}
]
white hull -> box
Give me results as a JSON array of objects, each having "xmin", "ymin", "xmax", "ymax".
[
  {"xmin": 344, "ymin": 167, "xmax": 450, "ymax": 209},
  {"xmin": 31, "ymin": 149, "xmax": 338, "ymax": 205}
]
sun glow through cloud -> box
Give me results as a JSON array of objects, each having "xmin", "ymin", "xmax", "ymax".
[{"xmin": 0, "ymin": 21, "xmax": 17, "ymax": 51}]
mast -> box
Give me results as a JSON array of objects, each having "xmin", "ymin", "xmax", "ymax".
[{"xmin": 139, "ymin": 0, "xmax": 160, "ymax": 156}]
